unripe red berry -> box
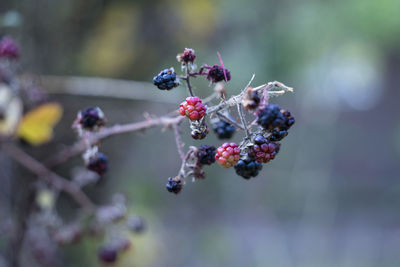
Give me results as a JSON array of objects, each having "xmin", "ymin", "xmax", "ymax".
[
  {"xmin": 215, "ymin": 142, "xmax": 241, "ymax": 168},
  {"xmin": 179, "ymin": 96, "xmax": 206, "ymax": 121}
]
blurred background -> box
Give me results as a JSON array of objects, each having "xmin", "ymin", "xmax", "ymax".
[{"xmin": 1, "ymin": 0, "xmax": 400, "ymax": 266}]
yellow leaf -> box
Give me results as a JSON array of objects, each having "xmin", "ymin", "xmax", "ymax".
[{"xmin": 17, "ymin": 102, "xmax": 63, "ymax": 146}]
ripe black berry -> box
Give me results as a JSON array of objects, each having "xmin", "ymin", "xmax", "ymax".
[
  {"xmin": 166, "ymin": 177, "xmax": 183, "ymax": 194},
  {"xmin": 153, "ymin": 68, "xmax": 179, "ymax": 90},
  {"xmin": 86, "ymin": 153, "xmax": 108, "ymax": 176},
  {"xmin": 269, "ymin": 128, "xmax": 288, "ymax": 141},
  {"xmin": 213, "ymin": 120, "xmax": 235, "ymax": 139},
  {"xmin": 256, "ymin": 104, "xmax": 286, "ymax": 130},
  {"xmin": 206, "ymin": 64, "xmax": 231, "ymax": 83},
  {"xmin": 98, "ymin": 246, "xmax": 117, "ymax": 263},
  {"xmin": 78, "ymin": 107, "xmax": 106, "ymax": 130},
  {"xmin": 196, "ymin": 145, "xmax": 216, "ymax": 165},
  {"xmin": 191, "ymin": 124, "xmax": 209, "ymax": 140},
  {"xmin": 234, "ymin": 157, "xmax": 263, "ymax": 179},
  {"xmin": 281, "ymin": 109, "xmax": 295, "ymax": 130}
]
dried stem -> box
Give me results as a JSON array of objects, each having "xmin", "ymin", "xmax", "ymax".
[
  {"xmin": 185, "ymin": 66, "xmax": 194, "ymax": 97},
  {"xmin": 173, "ymin": 123, "xmax": 185, "ymax": 161},
  {"xmin": 4, "ymin": 143, "xmax": 95, "ymax": 212},
  {"xmin": 216, "ymin": 111, "xmax": 245, "ymax": 130},
  {"xmin": 237, "ymin": 103, "xmax": 250, "ymax": 138}
]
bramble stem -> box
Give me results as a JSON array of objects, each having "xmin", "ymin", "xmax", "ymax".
[
  {"xmin": 216, "ymin": 111, "xmax": 245, "ymax": 130},
  {"xmin": 237, "ymin": 103, "xmax": 250, "ymax": 138},
  {"xmin": 185, "ymin": 66, "xmax": 194, "ymax": 97},
  {"xmin": 4, "ymin": 143, "xmax": 95, "ymax": 212},
  {"xmin": 173, "ymin": 123, "xmax": 185, "ymax": 161}
]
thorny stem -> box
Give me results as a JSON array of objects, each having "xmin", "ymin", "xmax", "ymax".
[
  {"xmin": 237, "ymin": 102, "xmax": 250, "ymax": 138},
  {"xmin": 185, "ymin": 65, "xmax": 194, "ymax": 97},
  {"xmin": 173, "ymin": 123, "xmax": 185, "ymax": 161},
  {"xmin": 4, "ymin": 143, "xmax": 95, "ymax": 212},
  {"xmin": 216, "ymin": 111, "xmax": 245, "ymax": 130}
]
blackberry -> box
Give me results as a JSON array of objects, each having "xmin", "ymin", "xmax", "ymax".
[
  {"xmin": 256, "ymin": 104, "xmax": 285, "ymax": 131},
  {"xmin": 269, "ymin": 128, "xmax": 288, "ymax": 141},
  {"xmin": 206, "ymin": 64, "xmax": 231, "ymax": 83},
  {"xmin": 247, "ymin": 134, "xmax": 279, "ymax": 163},
  {"xmin": 213, "ymin": 120, "xmax": 235, "ymax": 139},
  {"xmin": 196, "ymin": 145, "xmax": 216, "ymax": 165},
  {"xmin": 166, "ymin": 177, "xmax": 183, "ymax": 194},
  {"xmin": 215, "ymin": 142, "xmax": 241, "ymax": 168},
  {"xmin": 281, "ymin": 109, "xmax": 295, "ymax": 130},
  {"xmin": 234, "ymin": 157, "xmax": 263, "ymax": 179},
  {"xmin": 177, "ymin": 48, "xmax": 196, "ymax": 64},
  {"xmin": 86, "ymin": 153, "xmax": 108, "ymax": 176},
  {"xmin": 98, "ymin": 246, "xmax": 117, "ymax": 263},
  {"xmin": 78, "ymin": 107, "xmax": 106, "ymax": 130},
  {"xmin": 153, "ymin": 68, "xmax": 179, "ymax": 90}
]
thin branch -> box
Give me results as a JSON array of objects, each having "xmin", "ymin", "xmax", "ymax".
[
  {"xmin": 216, "ymin": 111, "xmax": 245, "ymax": 130},
  {"xmin": 237, "ymin": 103, "xmax": 250, "ymax": 138},
  {"xmin": 173, "ymin": 123, "xmax": 185, "ymax": 161},
  {"xmin": 185, "ymin": 66, "xmax": 194, "ymax": 96},
  {"xmin": 46, "ymin": 116, "xmax": 184, "ymax": 168},
  {"xmin": 4, "ymin": 143, "xmax": 95, "ymax": 212}
]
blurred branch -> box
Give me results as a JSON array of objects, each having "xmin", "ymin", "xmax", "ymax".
[
  {"xmin": 3, "ymin": 143, "xmax": 95, "ymax": 212},
  {"xmin": 35, "ymin": 75, "xmax": 185, "ymax": 104}
]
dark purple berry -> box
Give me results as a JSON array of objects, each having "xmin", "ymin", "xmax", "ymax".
[
  {"xmin": 0, "ymin": 36, "xmax": 19, "ymax": 59},
  {"xmin": 206, "ymin": 64, "xmax": 231, "ymax": 83},
  {"xmin": 153, "ymin": 68, "xmax": 179, "ymax": 90},
  {"xmin": 269, "ymin": 128, "xmax": 289, "ymax": 141},
  {"xmin": 248, "ymin": 134, "xmax": 279, "ymax": 164},
  {"xmin": 213, "ymin": 120, "xmax": 235, "ymax": 139},
  {"xmin": 191, "ymin": 124, "xmax": 209, "ymax": 140},
  {"xmin": 256, "ymin": 104, "xmax": 285, "ymax": 130},
  {"xmin": 196, "ymin": 145, "xmax": 216, "ymax": 165},
  {"xmin": 166, "ymin": 177, "xmax": 183, "ymax": 194},
  {"xmin": 234, "ymin": 157, "xmax": 263, "ymax": 179},
  {"xmin": 78, "ymin": 107, "xmax": 106, "ymax": 130},
  {"xmin": 87, "ymin": 153, "xmax": 108, "ymax": 176},
  {"xmin": 98, "ymin": 246, "xmax": 117, "ymax": 263}
]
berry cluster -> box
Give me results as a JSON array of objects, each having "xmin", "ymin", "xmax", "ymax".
[
  {"xmin": 152, "ymin": 48, "xmax": 294, "ymax": 190},
  {"xmin": 196, "ymin": 145, "xmax": 216, "ymax": 165},
  {"xmin": 179, "ymin": 96, "xmax": 206, "ymax": 121},
  {"xmin": 215, "ymin": 142, "xmax": 241, "ymax": 168},
  {"xmin": 213, "ymin": 120, "xmax": 235, "ymax": 139},
  {"xmin": 247, "ymin": 134, "xmax": 279, "ymax": 163},
  {"xmin": 166, "ymin": 176, "xmax": 183, "ymax": 194},
  {"xmin": 234, "ymin": 157, "xmax": 263, "ymax": 179},
  {"xmin": 153, "ymin": 68, "xmax": 180, "ymax": 90}
]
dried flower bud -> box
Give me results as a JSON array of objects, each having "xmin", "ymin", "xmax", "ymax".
[
  {"xmin": 177, "ymin": 48, "xmax": 196, "ymax": 64},
  {"xmin": 242, "ymin": 87, "xmax": 260, "ymax": 110}
]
